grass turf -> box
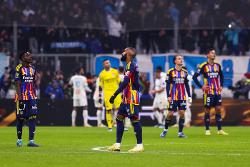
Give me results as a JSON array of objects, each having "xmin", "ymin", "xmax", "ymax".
[{"xmin": 0, "ymin": 126, "xmax": 250, "ymax": 167}]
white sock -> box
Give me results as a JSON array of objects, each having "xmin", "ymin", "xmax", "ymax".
[
  {"xmin": 96, "ymin": 109, "xmax": 102, "ymax": 125},
  {"xmin": 125, "ymin": 117, "xmax": 131, "ymax": 128},
  {"xmin": 185, "ymin": 107, "xmax": 192, "ymax": 125},
  {"xmin": 112, "ymin": 110, "xmax": 118, "ymax": 124},
  {"xmin": 115, "ymin": 143, "xmax": 121, "ymax": 147},
  {"xmin": 137, "ymin": 143, "xmax": 143, "ymax": 147},
  {"xmin": 154, "ymin": 111, "xmax": 161, "ymax": 124},
  {"xmin": 158, "ymin": 112, "xmax": 163, "ymax": 124},
  {"xmin": 83, "ymin": 110, "xmax": 88, "ymax": 126},
  {"xmin": 72, "ymin": 110, "xmax": 77, "ymax": 126}
]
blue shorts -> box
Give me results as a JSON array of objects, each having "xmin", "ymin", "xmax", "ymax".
[
  {"xmin": 168, "ymin": 100, "xmax": 186, "ymax": 112},
  {"xmin": 117, "ymin": 103, "xmax": 140, "ymax": 121},
  {"xmin": 16, "ymin": 100, "xmax": 38, "ymax": 120},
  {"xmin": 204, "ymin": 94, "xmax": 222, "ymax": 108}
]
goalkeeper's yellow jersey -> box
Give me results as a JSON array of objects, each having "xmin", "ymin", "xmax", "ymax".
[{"xmin": 99, "ymin": 68, "xmax": 120, "ymax": 94}]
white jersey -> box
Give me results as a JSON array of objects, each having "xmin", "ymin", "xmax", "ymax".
[
  {"xmin": 94, "ymin": 78, "xmax": 102, "ymax": 101},
  {"xmin": 154, "ymin": 76, "xmax": 167, "ymax": 99},
  {"xmin": 69, "ymin": 75, "xmax": 91, "ymax": 99}
]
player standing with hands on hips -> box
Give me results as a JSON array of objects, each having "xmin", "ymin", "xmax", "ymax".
[
  {"xmin": 15, "ymin": 51, "xmax": 39, "ymax": 147},
  {"xmin": 193, "ymin": 48, "xmax": 228, "ymax": 136},
  {"xmin": 108, "ymin": 47, "xmax": 144, "ymax": 153},
  {"xmin": 160, "ymin": 55, "xmax": 192, "ymax": 138}
]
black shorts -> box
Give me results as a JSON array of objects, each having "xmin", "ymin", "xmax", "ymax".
[
  {"xmin": 168, "ymin": 100, "xmax": 186, "ymax": 112},
  {"xmin": 203, "ymin": 94, "xmax": 222, "ymax": 108},
  {"xmin": 16, "ymin": 100, "xmax": 38, "ymax": 120}
]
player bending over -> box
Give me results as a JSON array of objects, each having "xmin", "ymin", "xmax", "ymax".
[
  {"xmin": 193, "ymin": 48, "xmax": 228, "ymax": 135},
  {"xmin": 15, "ymin": 51, "xmax": 39, "ymax": 147},
  {"xmin": 108, "ymin": 47, "xmax": 144, "ymax": 153},
  {"xmin": 160, "ymin": 55, "xmax": 192, "ymax": 138}
]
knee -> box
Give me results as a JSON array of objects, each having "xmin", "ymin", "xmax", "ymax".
[
  {"xmin": 28, "ymin": 115, "xmax": 37, "ymax": 121},
  {"xmin": 167, "ymin": 112, "xmax": 174, "ymax": 119},
  {"xmin": 179, "ymin": 111, "xmax": 185, "ymax": 118},
  {"xmin": 204, "ymin": 108, "xmax": 210, "ymax": 114},
  {"xmin": 215, "ymin": 106, "xmax": 222, "ymax": 114}
]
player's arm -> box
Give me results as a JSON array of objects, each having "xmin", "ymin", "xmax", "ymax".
[
  {"xmin": 184, "ymin": 73, "xmax": 191, "ymax": 98},
  {"xmin": 109, "ymin": 66, "xmax": 134, "ymax": 103},
  {"xmin": 193, "ymin": 64, "xmax": 206, "ymax": 90},
  {"xmin": 218, "ymin": 64, "xmax": 224, "ymax": 88},
  {"xmin": 15, "ymin": 66, "xmax": 22, "ymax": 100},
  {"xmin": 166, "ymin": 70, "xmax": 172, "ymax": 101},
  {"xmin": 84, "ymin": 78, "xmax": 92, "ymax": 93}
]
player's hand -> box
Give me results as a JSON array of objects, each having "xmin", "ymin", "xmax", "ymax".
[
  {"xmin": 109, "ymin": 95, "xmax": 116, "ymax": 104},
  {"xmin": 202, "ymin": 85, "xmax": 210, "ymax": 93},
  {"xmin": 218, "ymin": 86, "xmax": 223, "ymax": 92},
  {"xmin": 150, "ymin": 90, "xmax": 156, "ymax": 94},
  {"xmin": 168, "ymin": 97, "xmax": 172, "ymax": 103},
  {"xmin": 98, "ymin": 98, "xmax": 102, "ymax": 104},
  {"xmin": 18, "ymin": 100, "xmax": 25, "ymax": 110},
  {"xmin": 187, "ymin": 97, "xmax": 192, "ymax": 104}
]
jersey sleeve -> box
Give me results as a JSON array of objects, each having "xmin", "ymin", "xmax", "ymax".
[
  {"xmin": 196, "ymin": 63, "xmax": 205, "ymax": 75},
  {"xmin": 15, "ymin": 64, "xmax": 22, "ymax": 81},
  {"xmin": 98, "ymin": 72, "xmax": 104, "ymax": 88},
  {"xmin": 125, "ymin": 62, "xmax": 137, "ymax": 79},
  {"xmin": 69, "ymin": 76, "xmax": 73, "ymax": 85}
]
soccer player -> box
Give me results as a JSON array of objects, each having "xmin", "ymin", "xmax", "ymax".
[
  {"xmin": 93, "ymin": 77, "xmax": 105, "ymax": 127},
  {"xmin": 99, "ymin": 59, "xmax": 121, "ymax": 131},
  {"xmin": 151, "ymin": 67, "xmax": 168, "ymax": 128},
  {"xmin": 108, "ymin": 47, "xmax": 144, "ymax": 153},
  {"xmin": 15, "ymin": 51, "xmax": 39, "ymax": 147},
  {"xmin": 160, "ymin": 55, "xmax": 192, "ymax": 138},
  {"xmin": 193, "ymin": 48, "xmax": 228, "ymax": 135},
  {"xmin": 69, "ymin": 67, "xmax": 92, "ymax": 127}
]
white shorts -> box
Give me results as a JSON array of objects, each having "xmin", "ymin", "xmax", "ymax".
[
  {"xmin": 94, "ymin": 99, "xmax": 103, "ymax": 108},
  {"xmin": 73, "ymin": 98, "xmax": 88, "ymax": 107},
  {"xmin": 153, "ymin": 97, "xmax": 168, "ymax": 110}
]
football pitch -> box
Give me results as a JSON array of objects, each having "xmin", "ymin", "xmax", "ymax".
[{"xmin": 1, "ymin": 126, "xmax": 250, "ymax": 167}]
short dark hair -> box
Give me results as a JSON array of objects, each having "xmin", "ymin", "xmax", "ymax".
[
  {"xmin": 75, "ymin": 67, "xmax": 83, "ymax": 74},
  {"xmin": 19, "ymin": 51, "xmax": 29, "ymax": 60},
  {"xmin": 156, "ymin": 66, "xmax": 162, "ymax": 72},
  {"xmin": 126, "ymin": 47, "xmax": 136, "ymax": 58},
  {"xmin": 205, "ymin": 47, "xmax": 215, "ymax": 54},
  {"xmin": 173, "ymin": 54, "xmax": 182, "ymax": 64}
]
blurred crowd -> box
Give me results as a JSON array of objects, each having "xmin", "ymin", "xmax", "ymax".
[{"xmin": 0, "ymin": 0, "xmax": 250, "ymax": 55}]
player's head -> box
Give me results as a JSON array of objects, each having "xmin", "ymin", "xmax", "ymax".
[
  {"xmin": 76, "ymin": 67, "xmax": 84, "ymax": 75},
  {"xmin": 121, "ymin": 47, "xmax": 136, "ymax": 62},
  {"xmin": 19, "ymin": 51, "xmax": 32, "ymax": 63},
  {"xmin": 155, "ymin": 66, "xmax": 162, "ymax": 78},
  {"xmin": 206, "ymin": 48, "xmax": 216, "ymax": 60},
  {"xmin": 173, "ymin": 54, "xmax": 183, "ymax": 67},
  {"xmin": 102, "ymin": 59, "xmax": 111, "ymax": 70}
]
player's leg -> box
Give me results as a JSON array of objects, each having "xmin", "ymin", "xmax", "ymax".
[
  {"xmin": 82, "ymin": 106, "xmax": 91, "ymax": 127},
  {"xmin": 204, "ymin": 94, "xmax": 211, "ymax": 135},
  {"xmin": 215, "ymin": 95, "xmax": 228, "ymax": 135},
  {"xmin": 160, "ymin": 100, "xmax": 176, "ymax": 137},
  {"xmin": 128, "ymin": 104, "xmax": 144, "ymax": 152},
  {"xmin": 27, "ymin": 100, "xmax": 39, "ymax": 147},
  {"xmin": 152, "ymin": 98, "xmax": 161, "ymax": 127},
  {"xmin": 112, "ymin": 94, "xmax": 122, "ymax": 127},
  {"xmin": 124, "ymin": 117, "xmax": 131, "ymax": 131},
  {"xmin": 96, "ymin": 107, "xmax": 105, "ymax": 127},
  {"xmin": 108, "ymin": 103, "xmax": 126, "ymax": 151},
  {"xmin": 16, "ymin": 100, "xmax": 25, "ymax": 147},
  {"xmin": 104, "ymin": 96, "xmax": 113, "ymax": 131},
  {"xmin": 72, "ymin": 99, "xmax": 78, "ymax": 126},
  {"xmin": 185, "ymin": 103, "xmax": 192, "ymax": 127}
]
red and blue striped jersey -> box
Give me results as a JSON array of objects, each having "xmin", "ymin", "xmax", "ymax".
[
  {"xmin": 15, "ymin": 64, "xmax": 37, "ymax": 100},
  {"xmin": 196, "ymin": 62, "xmax": 222, "ymax": 95},
  {"xmin": 167, "ymin": 68, "xmax": 189, "ymax": 100},
  {"xmin": 123, "ymin": 61, "xmax": 140, "ymax": 105}
]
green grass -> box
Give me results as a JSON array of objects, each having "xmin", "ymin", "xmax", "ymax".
[{"xmin": 0, "ymin": 126, "xmax": 250, "ymax": 167}]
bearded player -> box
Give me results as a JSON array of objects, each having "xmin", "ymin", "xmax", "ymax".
[{"xmin": 108, "ymin": 47, "xmax": 144, "ymax": 153}]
